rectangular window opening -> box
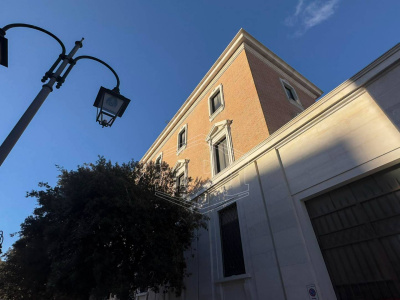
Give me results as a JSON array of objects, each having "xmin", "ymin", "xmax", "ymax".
[
  {"xmin": 219, "ymin": 203, "xmax": 245, "ymax": 277},
  {"xmin": 211, "ymin": 91, "xmax": 222, "ymax": 114},
  {"xmin": 178, "ymin": 129, "xmax": 186, "ymax": 149},
  {"xmin": 215, "ymin": 137, "xmax": 229, "ymax": 173},
  {"xmin": 177, "ymin": 173, "xmax": 185, "ymax": 195}
]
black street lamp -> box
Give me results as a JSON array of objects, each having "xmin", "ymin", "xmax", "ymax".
[
  {"xmin": 0, "ymin": 23, "xmax": 131, "ymax": 166},
  {"xmin": 94, "ymin": 87, "xmax": 130, "ymax": 127},
  {"xmin": 0, "ymin": 230, "xmax": 3, "ymax": 252},
  {"xmin": 0, "ymin": 32, "xmax": 8, "ymax": 67}
]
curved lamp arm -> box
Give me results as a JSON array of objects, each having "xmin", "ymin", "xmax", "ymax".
[
  {"xmin": 57, "ymin": 55, "xmax": 120, "ymax": 91},
  {"xmin": 2, "ymin": 23, "xmax": 66, "ymax": 55},
  {"xmin": 1, "ymin": 23, "xmax": 68, "ymax": 82}
]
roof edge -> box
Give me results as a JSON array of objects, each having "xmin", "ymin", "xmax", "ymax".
[{"xmin": 140, "ymin": 28, "xmax": 323, "ymax": 162}]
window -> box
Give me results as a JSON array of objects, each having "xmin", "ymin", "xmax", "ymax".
[
  {"xmin": 211, "ymin": 91, "xmax": 222, "ymax": 113},
  {"xmin": 206, "ymin": 120, "xmax": 234, "ymax": 176},
  {"xmin": 154, "ymin": 153, "xmax": 162, "ymax": 180},
  {"xmin": 214, "ymin": 137, "xmax": 229, "ymax": 173},
  {"xmin": 178, "ymin": 130, "xmax": 186, "ymax": 148},
  {"xmin": 155, "ymin": 156, "xmax": 161, "ymax": 169},
  {"xmin": 173, "ymin": 159, "xmax": 189, "ymax": 197},
  {"xmin": 219, "ymin": 202, "xmax": 245, "ymax": 277},
  {"xmin": 208, "ymin": 84, "xmax": 225, "ymax": 121},
  {"xmin": 176, "ymin": 124, "xmax": 187, "ymax": 155},
  {"xmin": 285, "ymin": 85, "xmax": 295, "ymax": 100},
  {"xmin": 177, "ymin": 173, "xmax": 185, "ymax": 195},
  {"xmin": 280, "ymin": 78, "xmax": 303, "ymax": 109},
  {"xmin": 155, "ymin": 153, "xmax": 162, "ymax": 168}
]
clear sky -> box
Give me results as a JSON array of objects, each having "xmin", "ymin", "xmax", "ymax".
[{"xmin": 0, "ymin": 0, "xmax": 399, "ymax": 253}]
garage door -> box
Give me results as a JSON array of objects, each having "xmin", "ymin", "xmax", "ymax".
[{"xmin": 306, "ymin": 164, "xmax": 400, "ymax": 300}]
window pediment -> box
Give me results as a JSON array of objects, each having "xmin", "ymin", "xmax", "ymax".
[
  {"xmin": 173, "ymin": 159, "xmax": 189, "ymax": 172},
  {"xmin": 206, "ymin": 120, "xmax": 232, "ymax": 142}
]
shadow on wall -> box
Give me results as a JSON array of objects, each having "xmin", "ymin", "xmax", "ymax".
[{"xmin": 365, "ymin": 59, "xmax": 400, "ymax": 132}]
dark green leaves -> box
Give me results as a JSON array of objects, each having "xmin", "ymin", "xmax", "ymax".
[{"xmin": 0, "ymin": 157, "xmax": 206, "ymax": 300}]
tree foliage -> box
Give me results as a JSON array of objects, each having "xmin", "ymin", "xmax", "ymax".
[{"xmin": 0, "ymin": 158, "xmax": 206, "ymax": 300}]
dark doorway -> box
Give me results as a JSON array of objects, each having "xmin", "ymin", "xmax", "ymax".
[{"xmin": 306, "ymin": 164, "xmax": 400, "ymax": 300}]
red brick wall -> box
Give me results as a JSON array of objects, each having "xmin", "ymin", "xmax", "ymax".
[
  {"xmin": 145, "ymin": 46, "xmax": 320, "ymax": 183},
  {"xmin": 148, "ymin": 49, "xmax": 269, "ymax": 182},
  {"xmin": 246, "ymin": 50, "xmax": 318, "ymax": 134}
]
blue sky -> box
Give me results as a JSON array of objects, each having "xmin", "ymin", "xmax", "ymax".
[{"xmin": 0, "ymin": 0, "xmax": 399, "ymax": 253}]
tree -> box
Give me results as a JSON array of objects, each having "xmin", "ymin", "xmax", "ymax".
[{"xmin": 0, "ymin": 158, "xmax": 206, "ymax": 300}]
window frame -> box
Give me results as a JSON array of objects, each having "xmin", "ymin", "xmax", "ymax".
[
  {"xmin": 176, "ymin": 124, "xmax": 188, "ymax": 155},
  {"xmin": 155, "ymin": 152, "xmax": 163, "ymax": 167},
  {"xmin": 173, "ymin": 159, "xmax": 189, "ymax": 197},
  {"xmin": 214, "ymin": 137, "xmax": 229, "ymax": 174},
  {"xmin": 280, "ymin": 78, "xmax": 303, "ymax": 110},
  {"xmin": 208, "ymin": 84, "xmax": 225, "ymax": 121},
  {"xmin": 206, "ymin": 120, "xmax": 234, "ymax": 177},
  {"xmin": 154, "ymin": 152, "xmax": 163, "ymax": 181},
  {"xmin": 218, "ymin": 202, "xmax": 246, "ymax": 278}
]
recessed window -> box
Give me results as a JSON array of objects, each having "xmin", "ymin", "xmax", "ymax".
[
  {"xmin": 173, "ymin": 159, "xmax": 189, "ymax": 197},
  {"xmin": 176, "ymin": 124, "xmax": 187, "ymax": 155},
  {"xmin": 155, "ymin": 156, "xmax": 161, "ymax": 168},
  {"xmin": 211, "ymin": 91, "xmax": 222, "ymax": 114},
  {"xmin": 280, "ymin": 78, "xmax": 303, "ymax": 108},
  {"xmin": 285, "ymin": 85, "xmax": 295, "ymax": 100},
  {"xmin": 177, "ymin": 173, "xmax": 185, "ymax": 195},
  {"xmin": 154, "ymin": 153, "xmax": 162, "ymax": 180},
  {"xmin": 214, "ymin": 137, "xmax": 229, "ymax": 173},
  {"xmin": 219, "ymin": 202, "xmax": 245, "ymax": 277},
  {"xmin": 208, "ymin": 84, "xmax": 225, "ymax": 121},
  {"xmin": 155, "ymin": 153, "xmax": 162, "ymax": 168},
  {"xmin": 206, "ymin": 120, "xmax": 234, "ymax": 176},
  {"xmin": 179, "ymin": 131, "xmax": 185, "ymax": 148}
]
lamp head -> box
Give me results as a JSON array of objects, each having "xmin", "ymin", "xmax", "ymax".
[
  {"xmin": 0, "ymin": 29, "xmax": 8, "ymax": 67},
  {"xmin": 93, "ymin": 86, "xmax": 130, "ymax": 127}
]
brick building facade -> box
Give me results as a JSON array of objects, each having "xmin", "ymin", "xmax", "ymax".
[{"xmin": 138, "ymin": 30, "xmax": 400, "ymax": 300}]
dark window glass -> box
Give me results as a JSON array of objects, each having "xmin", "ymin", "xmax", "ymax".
[
  {"xmin": 155, "ymin": 157, "xmax": 161, "ymax": 169},
  {"xmin": 177, "ymin": 173, "xmax": 185, "ymax": 195},
  {"xmin": 285, "ymin": 86, "xmax": 295, "ymax": 100},
  {"xmin": 211, "ymin": 91, "xmax": 222, "ymax": 113},
  {"xmin": 178, "ymin": 129, "xmax": 186, "ymax": 149},
  {"xmin": 155, "ymin": 157, "xmax": 161, "ymax": 178},
  {"xmin": 215, "ymin": 137, "xmax": 229, "ymax": 173},
  {"xmin": 219, "ymin": 203, "xmax": 245, "ymax": 277}
]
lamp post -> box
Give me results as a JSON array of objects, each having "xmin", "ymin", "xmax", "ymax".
[
  {"xmin": 0, "ymin": 23, "xmax": 130, "ymax": 167},
  {"xmin": 0, "ymin": 230, "xmax": 3, "ymax": 251}
]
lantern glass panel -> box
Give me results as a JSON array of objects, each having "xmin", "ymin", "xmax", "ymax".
[{"xmin": 102, "ymin": 92, "xmax": 125, "ymax": 115}]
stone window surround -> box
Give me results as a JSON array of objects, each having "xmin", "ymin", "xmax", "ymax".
[
  {"xmin": 155, "ymin": 152, "xmax": 163, "ymax": 165},
  {"xmin": 173, "ymin": 159, "xmax": 189, "ymax": 195},
  {"xmin": 208, "ymin": 84, "xmax": 225, "ymax": 121},
  {"xmin": 280, "ymin": 78, "xmax": 304, "ymax": 110},
  {"xmin": 213, "ymin": 199, "xmax": 249, "ymax": 282},
  {"xmin": 206, "ymin": 120, "xmax": 234, "ymax": 177},
  {"xmin": 176, "ymin": 124, "xmax": 188, "ymax": 155}
]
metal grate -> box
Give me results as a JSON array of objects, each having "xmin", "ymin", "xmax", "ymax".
[
  {"xmin": 306, "ymin": 164, "xmax": 400, "ymax": 300},
  {"xmin": 219, "ymin": 202, "xmax": 246, "ymax": 277}
]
